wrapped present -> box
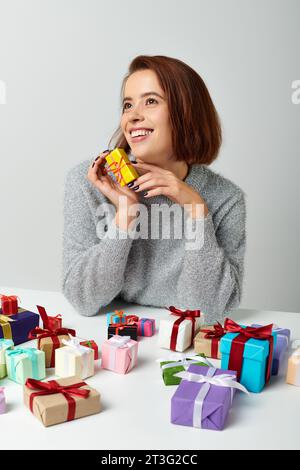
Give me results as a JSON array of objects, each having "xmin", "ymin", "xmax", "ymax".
[
  {"xmin": 80, "ymin": 340, "xmax": 99, "ymax": 360},
  {"xmin": 286, "ymin": 340, "xmax": 300, "ymax": 386},
  {"xmin": 0, "ymin": 338, "xmax": 14, "ymax": 378},
  {"xmin": 194, "ymin": 322, "xmax": 226, "ymax": 359},
  {"xmin": 106, "ymin": 310, "xmax": 127, "ymax": 326},
  {"xmin": 125, "ymin": 315, "xmax": 139, "ymax": 325},
  {"xmin": 220, "ymin": 319, "xmax": 277, "ymax": 393},
  {"xmin": 138, "ymin": 318, "xmax": 155, "ymax": 337},
  {"xmin": 158, "ymin": 353, "xmax": 213, "ymax": 385},
  {"xmin": 158, "ymin": 306, "xmax": 203, "ymax": 352},
  {"xmin": 171, "ymin": 364, "xmax": 248, "ymax": 430},
  {"xmin": 101, "ymin": 335, "xmax": 138, "ymax": 374},
  {"xmin": 28, "ymin": 325, "xmax": 76, "ymax": 368},
  {"xmin": 108, "ymin": 322, "xmax": 138, "ymax": 341},
  {"xmin": 55, "ymin": 337, "xmax": 94, "ymax": 379},
  {"xmin": 6, "ymin": 347, "xmax": 46, "ymax": 385},
  {"xmin": 105, "ymin": 148, "xmax": 139, "ymax": 187},
  {"xmin": 0, "ymin": 308, "xmax": 39, "ymax": 345},
  {"xmin": 0, "ymin": 294, "xmax": 20, "ymax": 315},
  {"xmin": 37, "ymin": 305, "xmax": 62, "ymax": 331},
  {"xmin": 0, "ymin": 387, "xmax": 5, "ymax": 414},
  {"xmin": 24, "ymin": 376, "xmax": 101, "ymax": 427},
  {"xmin": 251, "ymin": 323, "xmax": 291, "ymax": 375}
]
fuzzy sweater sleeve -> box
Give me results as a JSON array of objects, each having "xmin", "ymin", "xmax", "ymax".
[
  {"xmin": 61, "ymin": 166, "xmax": 135, "ymax": 317},
  {"xmin": 176, "ymin": 193, "xmax": 246, "ymax": 323}
]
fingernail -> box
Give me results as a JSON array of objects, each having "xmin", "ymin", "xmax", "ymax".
[
  {"xmin": 127, "ymin": 182, "xmax": 135, "ymax": 188},
  {"xmin": 144, "ymin": 191, "xmax": 148, "ymax": 196},
  {"xmin": 94, "ymin": 156, "xmax": 100, "ymax": 162},
  {"xmin": 133, "ymin": 185, "xmax": 139, "ymax": 191},
  {"xmin": 103, "ymin": 149, "xmax": 110, "ymax": 154},
  {"xmin": 92, "ymin": 162, "xmax": 95, "ymax": 168}
]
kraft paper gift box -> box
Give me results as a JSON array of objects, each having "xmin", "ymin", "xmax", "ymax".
[
  {"xmin": 106, "ymin": 310, "xmax": 128, "ymax": 326},
  {"xmin": 108, "ymin": 323, "xmax": 138, "ymax": 341},
  {"xmin": 0, "ymin": 387, "xmax": 5, "ymax": 414},
  {"xmin": 220, "ymin": 319, "xmax": 277, "ymax": 393},
  {"xmin": 137, "ymin": 318, "xmax": 155, "ymax": 337},
  {"xmin": 0, "ymin": 338, "xmax": 14, "ymax": 378},
  {"xmin": 55, "ymin": 338, "xmax": 94, "ymax": 380},
  {"xmin": 251, "ymin": 324, "xmax": 290, "ymax": 375},
  {"xmin": 0, "ymin": 308, "xmax": 39, "ymax": 345},
  {"xmin": 29, "ymin": 325, "xmax": 76, "ymax": 368},
  {"xmin": 101, "ymin": 335, "xmax": 138, "ymax": 374},
  {"xmin": 0, "ymin": 294, "xmax": 20, "ymax": 315},
  {"xmin": 105, "ymin": 148, "xmax": 139, "ymax": 187},
  {"xmin": 286, "ymin": 341, "xmax": 300, "ymax": 386},
  {"xmin": 24, "ymin": 376, "xmax": 101, "ymax": 427},
  {"xmin": 194, "ymin": 322, "xmax": 226, "ymax": 359},
  {"xmin": 80, "ymin": 340, "xmax": 99, "ymax": 360},
  {"xmin": 159, "ymin": 353, "xmax": 213, "ymax": 386},
  {"xmin": 6, "ymin": 347, "xmax": 46, "ymax": 385},
  {"xmin": 171, "ymin": 364, "xmax": 248, "ymax": 430},
  {"xmin": 158, "ymin": 306, "xmax": 203, "ymax": 352}
]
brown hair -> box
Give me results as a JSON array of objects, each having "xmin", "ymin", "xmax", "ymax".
[{"xmin": 108, "ymin": 55, "xmax": 222, "ymax": 165}]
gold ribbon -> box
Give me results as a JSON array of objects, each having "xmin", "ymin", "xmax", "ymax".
[{"xmin": 0, "ymin": 314, "xmax": 15, "ymax": 339}]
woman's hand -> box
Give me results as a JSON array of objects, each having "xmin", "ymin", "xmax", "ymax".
[
  {"xmin": 131, "ymin": 161, "xmax": 209, "ymax": 219},
  {"xmin": 86, "ymin": 151, "xmax": 140, "ymax": 231}
]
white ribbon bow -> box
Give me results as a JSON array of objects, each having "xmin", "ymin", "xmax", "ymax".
[
  {"xmin": 157, "ymin": 352, "xmax": 214, "ymax": 371},
  {"xmin": 174, "ymin": 367, "xmax": 248, "ymax": 428},
  {"xmin": 62, "ymin": 336, "xmax": 91, "ymax": 378},
  {"xmin": 108, "ymin": 335, "xmax": 136, "ymax": 372}
]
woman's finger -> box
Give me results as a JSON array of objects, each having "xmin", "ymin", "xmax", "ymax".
[{"xmin": 134, "ymin": 177, "xmax": 169, "ymax": 193}]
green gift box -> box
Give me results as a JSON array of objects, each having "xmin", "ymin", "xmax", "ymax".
[
  {"xmin": 6, "ymin": 347, "xmax": 46, "ymax": 385},
  {"xmin": 0, "ymin": 339, "xmax": 14, "ymax": 378},
  {"xmin": 159, "ymin": 353, "xmax": 213, "ymax": 385}
]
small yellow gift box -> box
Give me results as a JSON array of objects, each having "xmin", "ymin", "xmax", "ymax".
[{"xmin": 105, "ymin": 148, "xmax": 139, "ymax": 187}]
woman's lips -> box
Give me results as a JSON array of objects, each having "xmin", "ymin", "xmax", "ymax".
[{"xmin": 130, "ymin": 131, "xmax": 153, "ymax": 143}]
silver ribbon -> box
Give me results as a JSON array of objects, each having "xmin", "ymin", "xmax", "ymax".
[
  {"xmin": 174, "ymin": 367, "xmax": 249, "ymax": 428},
  {"xmin": 159, "ymin": 354, "xmax": 214, "ymax": 371}
]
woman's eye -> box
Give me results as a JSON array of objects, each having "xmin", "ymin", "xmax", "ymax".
[{"xmin": 122, "ymin": 97, "xmax": 157, "ymax": 111}]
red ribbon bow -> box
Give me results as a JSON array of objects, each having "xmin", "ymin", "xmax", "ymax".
[
  {"xmin": 25, "ymin": 378, "xmax": 89, "ymax": 422},
  {"xmin": 224, "ymin": 318, "xmax": 274, "ymax": 382},
  {"xmin": 107, "ymin": 155, "xmax": 132, "ymax": 184},
  {"xmin": 28, "ymin": 326, "xmax": 76, "ymax": 367},
  {"xmin": 37, "ymin": 305, "xmax": 62, "ymax": 331},
  {"xmin": 110, "ymin": 322, "xmax": 136, "ymax": 336},
  {"xmin": 125, "ymin": 315, "xmax": 139, "ymax": 325},
  {"xmin": 199, "ymin": 322, "xmax": 225, "ymax": 358},
  {"xmin": 166, "ymin": 306, "xmax": 201, "ymax": 351}
]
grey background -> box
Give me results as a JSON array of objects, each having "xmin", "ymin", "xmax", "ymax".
[{"xmin": 0, "ymin": 0, "xmax": 299, "ymax": 312}]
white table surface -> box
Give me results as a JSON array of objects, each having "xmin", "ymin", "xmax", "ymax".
[{"xmin": 0, "ymin": 286, "xmax": 299, "ymax": 450}]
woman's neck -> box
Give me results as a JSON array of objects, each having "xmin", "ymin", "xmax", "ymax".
[{"xmin": 136, "ymin": 157, "xmax": 189, "ymax": 181}]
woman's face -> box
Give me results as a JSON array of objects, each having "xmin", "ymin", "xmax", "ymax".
[{"xmin": 120, "ymin": 69, "xmax": 173, "ymax": 164}]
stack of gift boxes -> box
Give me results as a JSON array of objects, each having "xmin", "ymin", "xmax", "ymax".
[{"xmin": 0, "ymin": 292, "xmax": 299, "ymax": 430}]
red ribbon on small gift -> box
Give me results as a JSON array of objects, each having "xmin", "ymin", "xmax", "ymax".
[
  {"xmin": 224, "ymin": 318, "xmax": 274, "ymax": 382},
  {"xmin": 126, "ymin": 315, "xmax": 139, "ymax": 325},
  {"xmin": 199, "ymin": 322, "xmax": 226, "ymax": 359},
  {"xmin": 166, "ymin": 306, "xmax": 201, "ymax": 351},
  {"xmin": 25, "ymin": 378, "xmax": 90, "ymax": 422},
  {"xmin": 110, "ymin": 322, "xmax": 136, "ymax": 336},
  {"xmin": 107, "ymin": 155, "xmax": 133, "ymax": 184},
  {"xmin": 37, "ymin": 305, "xmax": 62, "ymax": 331},
  {"xmin": 28, "ymin": 326, "xmax": 76, "ymax": 367},
  {"xmin": 0, "ymin": 294, "xmax": 20, "ymax": 316}
]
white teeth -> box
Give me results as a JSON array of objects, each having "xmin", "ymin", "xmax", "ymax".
[{"xmin": 131, "ymin": 129, "xmax": 153, "ymax": 137}]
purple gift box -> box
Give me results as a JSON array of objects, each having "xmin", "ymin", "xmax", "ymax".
[
  {"xmin": 251, "ymin": 324, "xmax": 290, "ymax": 375},
  {"xmin": 171, "ymin": 364, "xmax": 244, "ymax": 431},
  {"xmin": 0, "ymin": 307, "xmax": 39, "ymax": 345}
]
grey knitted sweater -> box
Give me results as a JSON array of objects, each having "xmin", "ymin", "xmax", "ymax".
[{"xmin": 61, "ymin": 159, "xmax": 246, "ymax": 324}]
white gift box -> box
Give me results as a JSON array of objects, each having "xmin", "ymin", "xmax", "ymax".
[
  {"xmin": 158, "ymin": 314, "xmax": 203, "ymax": 352},
  {"xmin": 55, "ymin": 337, "xmax": 94, "ymax": 379}
]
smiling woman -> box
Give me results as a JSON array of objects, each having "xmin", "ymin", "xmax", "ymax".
[{"xmin": 62, "ymin": 55, "xmax": 246, "ymax": 323}]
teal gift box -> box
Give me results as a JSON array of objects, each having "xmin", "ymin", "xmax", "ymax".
[
  {"xmin": 0, "ymin": 339, "xmax": 14, "ymax": 378},
  {"xmin": 220, "ymin": 321, "xmax": 277, "ymax": 393},
  {"xmin": 106, "ymin": 311, "xmax": 127, "ymax": 326},
  {"xmin": 6, "ymin": 347, "xmax": 46, "ymax": 385}
]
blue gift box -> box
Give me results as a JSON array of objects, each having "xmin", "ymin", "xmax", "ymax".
[
  {"xmin": 106, "ymin": 312, "xmax": 127, "ymax": 326},
  {"xmin": 251, "ymin": 324, "xmax": 290, "ymax": 375},
  {"xmin": 220, "ymin": 325, "xmax": 277, "ymax": 393},
  {"xmin": 0, "ymin": 307, "xmax": 39, "ymax": 345}
]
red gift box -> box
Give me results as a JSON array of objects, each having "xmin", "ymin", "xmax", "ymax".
[
  {"xmin": 80, "ymin": 340, "xmax": 99, "ymax": 360},
  {"xmin": 0, "ymin": 295, "xmax": 20, "ymax": 316},
  {"xmin": 37, "ymin": 305, "xmax": 62, "ymax": 331}
]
